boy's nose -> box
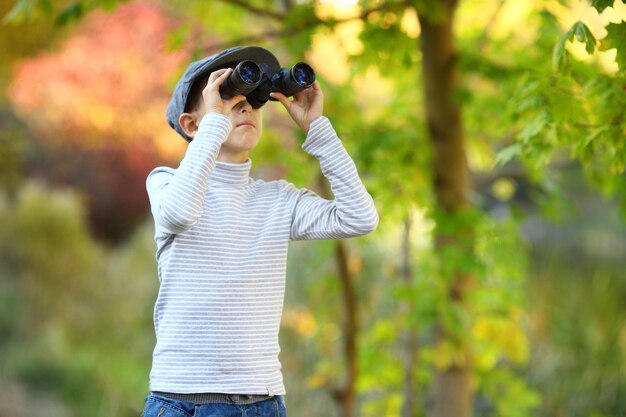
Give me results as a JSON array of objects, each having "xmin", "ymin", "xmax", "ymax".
[{"xmin": 235, "ymin": 98, "xmax": 252, "ymax": 113}]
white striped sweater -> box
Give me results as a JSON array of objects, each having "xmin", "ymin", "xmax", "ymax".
[{"xmin": 146, "ymin": 113, "xmax": 378, "ymax": 395}]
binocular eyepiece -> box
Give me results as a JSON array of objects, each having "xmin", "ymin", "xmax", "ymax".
[
  {"xmin": 219, "ymin": 61, "xmax": 262, "ymax": 99},
  {"xmin": 219, "ymin": 61, "xmax": 316, "ymax": 109}
]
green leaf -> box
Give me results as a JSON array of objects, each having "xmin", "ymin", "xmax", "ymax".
[
  {"xmin": 601, "ymin": 23, "xmax": 626, "ymax": 69},
  {"xmin": 519, "ymin": 112, "xmax": 550, "ymax": 144},
  {"xmin": 553, "ymin": 31, "xmax": 569, "ymax": 71},
  {"xmin": 591, "ymin": 0, "xmax": 614, "ymax": 13},
  {"xmin": 55, "ymin": 2, "xmax": 85, "ymax": 26},
  {"xmin": 412, "ymin": 0, "xmax": 446, "ymax": 22},
  {"xmin": 495, "ymin": 144, "xmax": 522, "ymax": 167},
  {"xmin": 2, "ymin": 0, "xmax": 55, "ymax": 23},
  {"xmin": 553, "ymin": 21, "xmax": 596, "ymax": 71},
  {"xmin": 552, "ymin": 22, "xmax": 582, "ymax": 72},
  {"xmin": 573, "ymin": 21, "xmax": 596, "ymax": 54},
  {"xmin": 3, "ymin": 0, "xmax": 36, "ymax": 23}
]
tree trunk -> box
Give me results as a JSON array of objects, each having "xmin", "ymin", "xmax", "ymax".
[
  {"xmin": 400, "ymin": 213, "xmax": 418, "ymax": 417},
  {"xmin": 417, "ymin": 1, "xmax": 474, "ymax": 417},
  {"xmin": 318, "ymin": 175, "xmax": 358, "ymax": 417},
  {"xmin": 333, "ymin": 239, "xmax": 358, "ymax": 417}
]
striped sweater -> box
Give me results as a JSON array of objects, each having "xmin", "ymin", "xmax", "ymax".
[{"xmin": 146, "ymin": 113, "xmax": 378, "ymax": 395}]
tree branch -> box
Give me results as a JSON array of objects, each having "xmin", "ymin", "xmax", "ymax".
[
  {"xmin": 205, "ymin": 0, "xmax": 412, "ymax": 52},
  {"xmin": 217, "ymin": 0, "xmax": 286, "ymax": 20},
  {"xmin": 471, "ymin": 158, "xmax": 578, "ymax": 191},
  {"xmin": 471, "ymin": 165, "xmax": 529, "ymax": 191},
  {"xmin": 476, "ymin": 0, "xmax": 508, "ymax": 51},
  {"xmin": 202, "ymin": 28, "xmax": 299, "ymax": 54}
]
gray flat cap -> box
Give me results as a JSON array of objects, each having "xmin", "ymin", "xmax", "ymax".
[{"xmin": 166, "ymin": 46, "xmax": 280, "ymax": 142}]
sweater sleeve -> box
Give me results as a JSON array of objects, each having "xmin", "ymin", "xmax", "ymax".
[
  {"xmin": 146, "ymin": 114, "xmax": 232, "ymax": 235},
  {"xmin": 289, "ymin": 116, "xmax": 379, "ymax": 241}
]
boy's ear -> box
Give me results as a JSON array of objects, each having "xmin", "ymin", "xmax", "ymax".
[{"xmin": 178, "ymin": 112, "xmax": 200, "ymax": 140}]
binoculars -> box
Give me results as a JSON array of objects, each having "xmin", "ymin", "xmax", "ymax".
[{"xmin": 219, "ymin": 61, "xmax": 316, "ymax": 108}]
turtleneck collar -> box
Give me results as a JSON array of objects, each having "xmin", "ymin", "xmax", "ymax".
[{"xmin": 211, "ymin": 159, "xmax": 252, "ymax": 186}]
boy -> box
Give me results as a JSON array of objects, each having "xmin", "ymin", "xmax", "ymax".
[{"xmin": 143, "ymin": 46, "xmax": 378, "ymax": 417}]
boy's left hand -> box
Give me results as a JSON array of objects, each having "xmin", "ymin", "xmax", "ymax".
[{"xmin": 270, "ymin": 81, "xmax": 323, "ymax": 134}]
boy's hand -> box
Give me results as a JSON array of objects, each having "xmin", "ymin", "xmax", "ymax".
[
  {"xmin": 270, "ymin": 81, "xmax": 323, "ymax": 134},
  {"xmin": 202, "ymin": 68, "xmax": 246, "ymax": 116}
]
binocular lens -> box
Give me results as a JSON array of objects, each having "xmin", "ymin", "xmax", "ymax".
[
  {"xmin": 291, "ymin": 63, "xmax": 315, "ymax": 87},
  {"xmin": 219, "ymin": 60, "xmax": 261, "ymax": 99},
  {"xmin": 268, "ymin": 63, "xmax": 316, "ymax": 99},
  {"xmin": 219, "ymin": 60, "xmax": 316, "ymax": 108},
  {"xmin": 239, "ymin": 62, "xmax": 261, "ymax": 84}
]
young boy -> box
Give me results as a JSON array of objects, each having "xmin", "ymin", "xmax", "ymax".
[{"xmin": 143, "ymin": 46, "xmax": 378, "ymax": 417}]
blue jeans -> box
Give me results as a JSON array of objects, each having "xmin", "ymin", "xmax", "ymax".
[{"xmin": 141, "ymin": 394, "xmax": 287, "ymax": 417}]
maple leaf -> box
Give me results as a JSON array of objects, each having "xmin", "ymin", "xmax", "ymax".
[
  {"xmin": 591, "ymin": 0, "xmax": 615, "ymax": 13},
  {"xmin": 553, "ymin": 21, "xmax": 597, "ymax": 71},
  {"xmin": 601, "ymin": 23, "xmax": 626, "ymax": 69}
]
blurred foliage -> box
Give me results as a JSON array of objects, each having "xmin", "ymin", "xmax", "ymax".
[
  {"xmin": 6, "ymin": 2, "xmax": 187, "ymax": 241},
  {"xmin": 0, "ymin": 183, "xmax": 156, "ymax": 416},
  {"xmin": 525, "ymin": 168, "xmax": 626, "ymax": 417},
  {"xmin": 0, "ymin": 0, "xmax": 70, "ymax": 102},
  {"xmin": 1, "ymin": 0, "xmax": 625, "ymax": 417}
]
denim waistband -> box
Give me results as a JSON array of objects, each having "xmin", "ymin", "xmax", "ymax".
[{"xmin": 152, "ymin": 391, "xmax": 274, "ymax": 405}]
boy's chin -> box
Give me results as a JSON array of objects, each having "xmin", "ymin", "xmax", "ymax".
[
  {"xmin": 229, "ymin": 133, "xmax": 260, "ymax": 147},
  {"xmin": 222, "ymin": 137, "xmax": 260, "ymax": 154}
]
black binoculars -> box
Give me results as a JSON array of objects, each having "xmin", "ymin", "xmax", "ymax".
[{"xmin": 219, "ymin": 61, "xmax": 316, "ymax": 108}]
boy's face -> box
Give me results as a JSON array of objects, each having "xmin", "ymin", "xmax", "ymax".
[
  {"xmin": 182, "ymin": 93, "xmax": 262, "ymax": 163},
  {"xmin": 208, "ymin": 97, "xmax": 262, "ymax": 163}
]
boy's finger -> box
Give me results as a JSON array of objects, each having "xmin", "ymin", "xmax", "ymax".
[
  {"xmin": 269, "ymin": 92, "xmax": 290, "ymax": 107},
  {"xmin": 208, "ymin": 68, "xmax": 232, "ymax": 85},
  {"xmin": 207, "ymin": 69, "xmax": 223, "ymax": 81},
  {"xmin": 217, "ymin": 68, "xmax": 233, "ymax": 79}
]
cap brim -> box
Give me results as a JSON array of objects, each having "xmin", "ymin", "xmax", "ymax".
[
  {"xmin": 194, "ymin": 46, "xmax": 281, "ymax": 78},
  {"xmin": 168, "ymin": 46, "xmax": 281, "ymax": 142}
]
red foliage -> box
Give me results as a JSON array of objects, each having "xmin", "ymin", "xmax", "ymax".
[
  {"xmin": 9, "ymin": 1, "xmax": 190, "ymax": 242},
  {"xmin": 10, "ymin": 1, "xmax": 187, "ymax": 148}
]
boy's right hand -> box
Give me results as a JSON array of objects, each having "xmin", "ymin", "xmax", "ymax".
[{"xmin": 201, "ymin": 68, "xmax": 247, "ymax": 116}]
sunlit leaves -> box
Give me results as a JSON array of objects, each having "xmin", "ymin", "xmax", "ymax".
[
  {"xmin": 553, "ymin": 11, "xmax": 625, "ymax": 73},
  {"xmin": 512, "ymin": 64, "xmax": 626, "ymax": 172},
  {"xmin": 355, "ymin": 6, "xmax": 419, "ymax": 76},
  {"xmin": 472, "ymin": 314, "xmax": 528, "ymax": 368},
  {"xmin": 539, "ymin": 4, "xmax": 626, "ymax": 214},
  {"xmin": 281, "ymin": 2, "xmax": 320, "ymax": 56}
]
